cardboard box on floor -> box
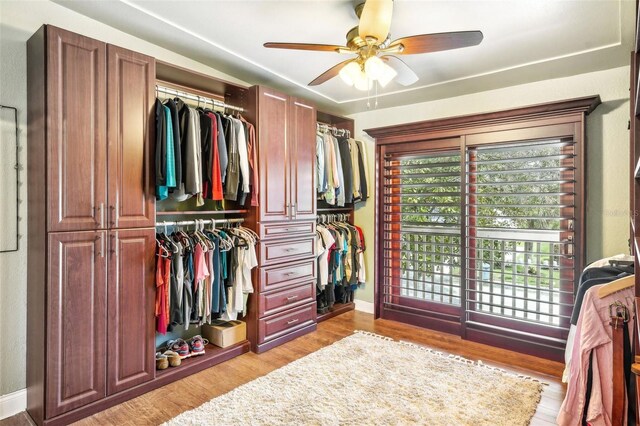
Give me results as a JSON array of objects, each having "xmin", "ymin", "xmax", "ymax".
[{"xmin": 202, "ymin": 320, "xmax": 246, "ymax": 348}]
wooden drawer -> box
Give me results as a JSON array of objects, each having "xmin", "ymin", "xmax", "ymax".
[
  {"xmin": 260, "ymin": 235, "xmax": 315, "ymax": 266},
  {"xmin": 259, "ymin": 258, "xmax": 316, "ymax": 292},
  {"xmin": 259, "ymin": 282, "xmax": 315, "ymax": 317},
  {"xmin": 259, "ymin": 221, "xmax": 315, "ymax": 240},
  {"xmin": 259, "ymin": 302, "xmax": 316, "ymax": 344}
]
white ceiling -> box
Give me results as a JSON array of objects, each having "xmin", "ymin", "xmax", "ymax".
[{"xmin": 54, "ymin": 0, "xmax": 635, "ymax": 114}]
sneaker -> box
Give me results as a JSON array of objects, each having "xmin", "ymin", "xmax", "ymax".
[
  {"xmin": 165, "ymin": 338, "xmax": 190, "ymax": 359},
  {"xmin": 188, "ymin": 335, "xmax": 209, "ymax": 357}
]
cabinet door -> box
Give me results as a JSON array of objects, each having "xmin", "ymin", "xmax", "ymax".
[
  {"xmin": 289, "ymin": 97, "xmax": 316, "ymax": 220},
  {"xmin": 47, "ymin": 26, "xmax": 107, "ymax": 232},
  {"xmin": 47, "ymin": 231, "xmax": 107, "ymax": 417},
  {"xmin": 107, "ymin": 228, "xmax": 155, "ymax": 394},
  {"xmin": 258, "ymin": 88, "xmax": 291, "ymax": 221},
  {"xmin": 107, "ymin": 45, "xmax": 156, "ymax": 229}
]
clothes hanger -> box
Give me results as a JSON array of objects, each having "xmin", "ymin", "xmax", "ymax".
[{"xmin": 597, "ymin": 274, "xmax": 635, "ymax": 298}]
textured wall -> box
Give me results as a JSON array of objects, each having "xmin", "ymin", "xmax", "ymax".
[
  {"xmin": 350, "ymin": 65, "xmax": 631, "ymax": 304},
  {"xmin": 0, "ymin": 0, "xmax": 250, "ymax": 396}
]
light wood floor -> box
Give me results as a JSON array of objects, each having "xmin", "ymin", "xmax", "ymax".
[{"xmin": 2, "ymin": 311, "xmax": 565, "ymax": 425}]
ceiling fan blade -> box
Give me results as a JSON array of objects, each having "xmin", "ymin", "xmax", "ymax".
[
  {"xmin": 358, "ymin": 0, "xmax": 394, "ymax": 43},
  {"xmin": 381, "ymin": 56, "xmax": 418, "ymax": 86},
  {"xmin": 387, "ymin": 31, "xmax": 483, "ymax": 55},
  {"xmin": 263, "ymin": 42, "xmax": 347, "ymax": 53},
  {"xmin": 309, "ymin": 59, "xmax": 355, "ymax": 86}
]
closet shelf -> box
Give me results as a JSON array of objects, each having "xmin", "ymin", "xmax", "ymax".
[
  {"xmin": 155, "ymin": 341, "xmax": 250, "ymax": 379},
  {"xmin": 156, "ymin": 209, "xmax": 248, "ymax": 216},
  {"xmin": 317, "ymin": 302, "xmax": 356, "ymax": 323}
]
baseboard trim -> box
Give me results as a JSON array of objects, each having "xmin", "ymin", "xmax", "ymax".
[
  {"xmin": 0, "ymin": 388, "xmax": 27, "ymax": 420},
  {"xmin": 354, "ymin": 299, "xmax": 375, "ymax": 314}
]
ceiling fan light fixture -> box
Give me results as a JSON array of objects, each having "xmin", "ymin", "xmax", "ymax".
[
  {"xmin": 353, "ymin": 69, "xmax": 372, "ymax": 91},
  {"xmin": 364, "ymin": 55, "xmax": 386, "ymax": 80},
  {"xmin": 376, "ymin": 62, "xmax": 397, "ymax": 87},
  {"xmin": 339, "ymin": 61, "xmax": 361, "ymax": 86}
]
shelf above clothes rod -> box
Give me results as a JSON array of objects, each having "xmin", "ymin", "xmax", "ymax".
[
  {"xmin": 156, "ymin": 85, "xmax": 244, "ymax": 113},
  {"xmin": 155, "ymin": 218, "xmax": 245, "ymax": 227}
]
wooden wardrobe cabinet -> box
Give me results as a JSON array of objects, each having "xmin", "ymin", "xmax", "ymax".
[
  {"xmin": 27, "ymin": 25, "xmax": 156, "ymax": 425},
  {"xmin": 250, "ymin": 87, "xmax": 316, "ymax": 222},
  {"xmin": 245, "ymin": 86, "xmax": 318, "ymax": 353}
]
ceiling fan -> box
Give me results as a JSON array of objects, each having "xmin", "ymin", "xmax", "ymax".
[{"xmin": 264, "ymin": 0, "xmax": 483, "ymax": 90}]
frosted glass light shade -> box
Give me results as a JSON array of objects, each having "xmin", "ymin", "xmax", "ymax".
[
  {"xmin": 364, "ymin": 56, "xmax": 386, "ymax": 80},
  {"xmin": 353, "ymin": 70, "xmax": 372, "ymax": 91},
  {"xmin": 376, "ymin": 62, "xmax": 398, "ymax": 87},
  {"xmin": 339, "ymin": 62, "xmax": 361, "ymax": 86}
]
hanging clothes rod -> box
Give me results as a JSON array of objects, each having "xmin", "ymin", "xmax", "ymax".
[
  {"xmin": 156, "ymin": 85, "xmax": 244, "ymax": 113},
  {"xmin": 317, "ymin": 122, "xmax": 350, "ymax": 138},
  {"xmin": 317, "ymin": 213, "xmax": 350, "ymax": 223},
  {"xmin": 155, "ymin": 218, "xmax": 245, "ymax": 227}
]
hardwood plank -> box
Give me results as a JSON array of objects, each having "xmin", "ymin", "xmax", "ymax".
[{"xmin": 7, "ymin": 311, "xmax": 565, "ymax": 426}]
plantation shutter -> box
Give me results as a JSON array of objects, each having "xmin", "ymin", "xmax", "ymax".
[
  {"xmin": 465, "ymin": 138, "xmax": 576, "ymax": 338},
  {"xmin": 382, "ymin": 146, "xmax": 463, "ymax": 319}
]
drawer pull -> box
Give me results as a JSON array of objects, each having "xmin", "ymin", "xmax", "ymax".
[
  {"xmin": 286, "ymin": 318, "xmax": 299, "ymax": 325},
  {"xmin": 284, "ymin": 248, "xmax": 297, "ymax": 252},
  {"xmin": 285, "ymin": 295, "xmax": 299, "ymax": 303},
  {"xmin": 284, "ymin": 272, "xmax": 297, "ymax": 276}
]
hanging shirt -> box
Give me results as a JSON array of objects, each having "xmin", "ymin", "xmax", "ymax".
[
  {"xmin": 204, "ymin": 112, "xmax": 224, "ymax": 200},
  {"xmin": 337, "ymin": 137, "xmax": 353, "ymax": 204},
  {"xmin": 232, "ymin": 118, "xmax": 251, "ymax": 202},
  {"xmin": 317, "ymin": 225, "xmax": 335, "ymax": 288},
  {"xmin": 214, "ymin": 113, "xmax": 228, "ymax": 185},
  {"xmin": 333, "ymin": 136, "xmax": 345, "ymax": 207},
  {"xmin": 163, "ymin": 99, "xmax": 182, "ymax": 191},
  {"xmin": 156, "ymin": 105, "xmax": 176, "ymax": 200},
  {"xmin": 170, "ymin": 99, "xmax": 191, "ymax": 202},
  {"xmin": 154, "ymin": 99, "xmax": 167, "ymax": 190},
  {"xmin": 323, "ymin": 133, "xmax": 337, "ymax": 205},
  {"xmin": 223, "ymin": 115, "xmax": 240, "ymax": 201},
  {"xmin": 356, "ymin": 140, "xmax": 369, "ymax": 201},
  {"xmin": 557, "ymin": 285, "xmax": 634, "ymax": 426},
  {"xmin": 348, "ymin": 138, "xmax": 361, "ymax": 200},
  {"xmin": 316, "ymin": 133, "xmax": 326, "ymax": 194},
  {"xmin": 243, "ymin": 119, "xmax": 259, "ymax": 207}
]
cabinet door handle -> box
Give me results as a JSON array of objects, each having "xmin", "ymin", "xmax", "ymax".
[
  {"xmin": 292, "ymin": 202, "xmax": 296, "ymax": 218},
  {"xmin": 110, "ymin": 205, "xmax": 116, "ymax": 226},
  {"xmin": 95, "ymin": 234, "xmax": 104, "ymax": 258},
  {"xmin": 286, "ymin": 318, "xmax": 299, "ymax": 325},
  {"xmin": 110, "ymin": 234, "xmax": 118, "ymax": 257},
  {"xmin": 93, "ymin": 203, "xmax": 104, "ymax": 227},
  {"xmin": 286, "ymin": 203, "xmax": 291, "ymax": 219}
]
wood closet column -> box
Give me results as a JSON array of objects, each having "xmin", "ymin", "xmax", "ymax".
[
  {"xmin": 244, "ymin": 86, "xmax": 318, "ymax": 353},
  {"xmin": 27, "ymin": 25, "xmax": 156, "ymax": 425}
]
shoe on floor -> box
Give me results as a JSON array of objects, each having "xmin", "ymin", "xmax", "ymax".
[
  {"xmin": 165, "ymin": 338, "xmax": 190, "ymax": 359},
  {"xmin": 155, "ymin": 352, "xmax": 168, "ymax": 370},
  {"xmin": 188, "ymin": 335, "xmax": 209, "ymax": 356}
]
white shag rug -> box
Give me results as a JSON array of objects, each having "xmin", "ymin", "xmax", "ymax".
[{"xmin": 164, "ymin": 331, "xmax": 544, "ymax": 426}]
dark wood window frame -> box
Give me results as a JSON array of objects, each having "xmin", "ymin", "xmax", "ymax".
[{"xmin": 366, "ymin": 96, "xmax": 601, "ymax": 361}]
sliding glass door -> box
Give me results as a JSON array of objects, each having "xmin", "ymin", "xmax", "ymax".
[{"xmin": 379, "ymin": 130, "xmax": 579, "ymax": 358}]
